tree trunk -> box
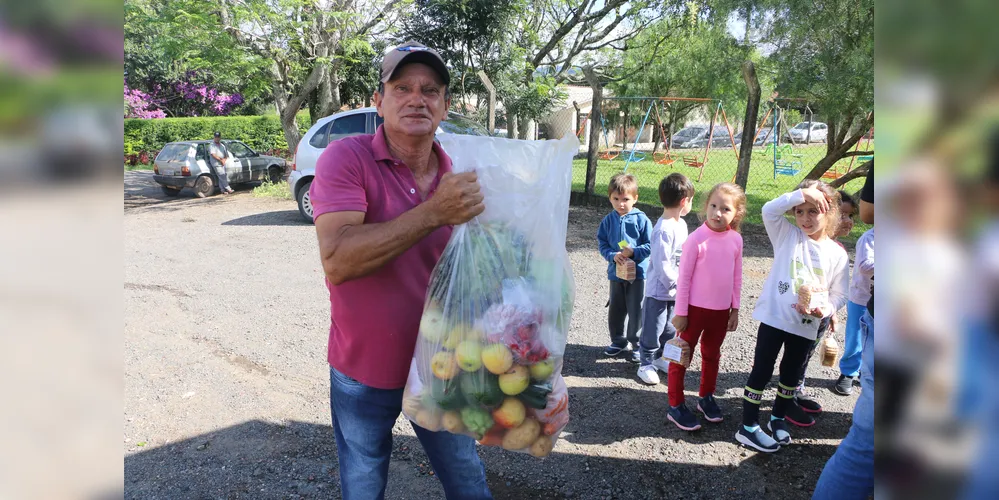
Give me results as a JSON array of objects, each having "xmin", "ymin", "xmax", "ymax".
[
  {"xmin": 583, "ymin": 67, "xmax": 602, "ymax": 198},
  {"xmin": 735, "ymin": 60, "xmax": 761, "ymax": 190},
  {"xmin": 803, "ymin": 111, "xmax": 874, "ymax": 180},
  {"xmin": 507, "ymin": 113, "xmax": 517, "ymax": 139},
  {"xmin": 830, "ymin": 161, "xmax": 871, "ymax": 189}
]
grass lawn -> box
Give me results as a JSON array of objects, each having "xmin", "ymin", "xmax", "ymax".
[{"xmin": 571, "ymin": 143, "xmax": 871, "ymax": 241}]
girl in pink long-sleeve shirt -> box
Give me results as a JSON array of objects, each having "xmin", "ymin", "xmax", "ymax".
[{"xmin": 666, "ymin": 183, "xmax": 746, "ymax": 432}]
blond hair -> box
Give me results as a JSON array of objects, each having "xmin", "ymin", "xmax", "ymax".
[
  {"xmin": 703, "ymin": 182, "xmax": 747, "ymax": 232},
  {"xmin": 795, "ymin": 179, "xmax": 842, "ymax": 238}
]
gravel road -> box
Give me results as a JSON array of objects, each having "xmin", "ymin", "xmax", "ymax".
[{"xmin": 124, "ymin": 170, "xmax": 859, "ymax": 499}]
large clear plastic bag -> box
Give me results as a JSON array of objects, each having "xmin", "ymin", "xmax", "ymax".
[{"xmin": 402, "ymin": 134, "xmax": 578, "ymax": 457}]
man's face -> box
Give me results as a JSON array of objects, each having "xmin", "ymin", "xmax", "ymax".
[
  {"xmin": 214, "ymin": 136, "xmax": 221, "ymax": 144},
  {"xmin": 374, "ymin": 63, "xmax": 449, "ymax": 138}
]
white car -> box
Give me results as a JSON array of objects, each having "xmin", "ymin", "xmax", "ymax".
[
  {"xmin": 289, "ymin": 107, "xmax": 489, "ymax": 222},
  {"xmin": 787, "ymin": 121, "xmax": 828, "ymax": 143}
]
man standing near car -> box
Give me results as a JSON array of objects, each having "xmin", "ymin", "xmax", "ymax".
[
  {"xmin": 209, "ymin": 131, "xmax": 234, "ymax": 194},
  {"xmin": 308, "ymin": 42, "xmax": 491, "ymax": 500}
]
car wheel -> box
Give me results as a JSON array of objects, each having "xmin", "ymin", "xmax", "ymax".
[
  {"xmin": 194, "ymin": 175, "xmax": 215, "ymax": 198},
  {"xmin": 161, "ymin": 185, "xmax": 182, "ymax": 196},
  {"xmin": 268, "ymin": 166, "xmax": 283, "ymax": 183},
  {"xmin": 297, "ymin": 179, "xmax": 314, "ymax": 223}
]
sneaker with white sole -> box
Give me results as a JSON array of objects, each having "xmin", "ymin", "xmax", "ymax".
[
  {"xmin": 667, "ymin": 404, "xmax": 702, "ymax": 431},
  {"xmin": 735, "ymin": 426, "xmax": 780, "ymax": 453},
  {"xmin": 637, "ymin": 365, "xmax": 660, "ymax": 385},
  {"xmin": 697, "ymin": 394, "xmax": 724, "ymax": 423},
  {"xmin": 768, "ymin": 419, "xmax": 792, "ymax": 445},
  {"xmin": 651, "ymin": 357, "xmax": 671, "ymax": 374}
]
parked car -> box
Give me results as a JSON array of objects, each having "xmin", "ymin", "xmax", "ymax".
[
  {"xmin": 686, "ymin": 126, "xmax": 741, "ymax": 149},
  {"xmin": 786, "ymin": 121, "xmax": 828, "ymax": 143},
  {"xmin": 670, "ymin": 126, "xmax": 708, "ymax": 149},
  {"xmin": 153, "ymin": 140, "xmax": 286, "ymax": 198},
  {"xmin": 289, "ymin": 107, "xmax": 489, "ymax": 222},
  {"xmin": 753, "ymin": 126, "xmax": 778, "ymax": 146}
]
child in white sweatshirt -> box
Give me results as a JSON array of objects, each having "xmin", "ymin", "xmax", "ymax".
[{"xmin": 735, "ymin": 180, "xmax": 851, "ymax": 453}]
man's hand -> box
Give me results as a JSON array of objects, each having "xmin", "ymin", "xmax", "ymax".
[
  {"xmin": 727, "ymin": 309, "xmax": 739, "ymax": 332},
  {"xmin": 426, "ymin": 172, "xmax": 484, "ymax": 226},
  {"xmin": 613, "ymin": 252, "xmax": 628, "ymax": 265},
  {"xmin": 800, "ymin": 187, "xmax": 830, "ymax": 213},
  {"xmin": 620, "ymin": 246, "xmax": 634, "ymax": 258},
  {"xmin": 672, "ymin": 315, "xmax": 688, "ymax": 333},
  {"xmin": 829, "ymin": 315, "xmax": 838, "ymax": 333}
]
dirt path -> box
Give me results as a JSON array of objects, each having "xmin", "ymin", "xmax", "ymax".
[{"xmin": 124, "ymin": 171, "xmax": 859, "ymax": 499}]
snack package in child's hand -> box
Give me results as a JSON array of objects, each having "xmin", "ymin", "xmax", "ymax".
[
  {"xmin": 820, "ymin": 335, "xmax": 841, "ymax": 367},
  {"xmin": 615, "ymin": 240, "xmax": 636, "ymax": 282},
  {"xmin": 662, "ymin": 337, "xmax": 692, "ymax": 367},
  {"xmin": 797, "ymin": 283, "xmax": 829, "ymax": 312},
  {"xmin": 615, "ymin": 259, "xmax": 636, "ymax": 282},
  {"xmin": 402, "ymin": 134, "xmax": 578, "ymax": 457}
]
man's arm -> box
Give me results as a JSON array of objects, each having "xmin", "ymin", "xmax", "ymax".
[
  {"xmin": 316, "ymin": 172, "xmax": 483, "ymax": 285},
  {"xmin": 859, "ymin": 163, "xmax": 874, "ymax": 224}
]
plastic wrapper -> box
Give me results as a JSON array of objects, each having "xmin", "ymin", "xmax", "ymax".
[
  {"xmin": 797, "ymin": 282, "xmax": 829, "ymax": 311},
  {"xmin": 402, "ymin": 134, "xmax": 578, "ymax": 457},
  {"xmin": 820, "ymin": 334, "xmax": 841, "ymax": 367},
  {"xmin": 615, "ymin": 241, "xmax": 636, "ymax": 282},
  {"xmin": 662, "ymin": 337, "xmax": 692, "ymax": 367}
]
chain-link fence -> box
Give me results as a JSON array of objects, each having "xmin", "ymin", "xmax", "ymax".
[{"xmin": 539, "ymin": 92, "xmax": 873, "ymax": 242}]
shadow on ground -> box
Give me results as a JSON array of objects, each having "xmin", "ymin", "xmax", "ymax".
[
  {"xmin": 222, "ymin": 210, "xmax": 309, "ymax": 226},
  {"xmin": 125, "ymin": 418, "xmax": 839, "ymax": 500}
]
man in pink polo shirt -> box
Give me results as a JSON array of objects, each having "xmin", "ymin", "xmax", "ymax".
[{"xmin": 309, "ymin": 41, "xmax": 491, "ymax": 500}]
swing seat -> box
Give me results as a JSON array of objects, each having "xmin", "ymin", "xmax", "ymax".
[
  {"xmin": 623, "ymin": 151, "xmax": 647, "ymax": 162},
  {"xmin": 653, "ymin": 152, "xmax": 675, "ymax": 166},
  {"xmin": 598, "ymin": 150, "xmax": 620, "ymax": 161},
  {"xmin": 775, "ymin": 159, "xmax": 802, "ymax": 176},
  {"xmin": 821, "ymin": 169, "xmax": 843, "ymax": 180},
  {"xmin": 681, "ymin": 155, "xmax": 704, "ymax": 169}
]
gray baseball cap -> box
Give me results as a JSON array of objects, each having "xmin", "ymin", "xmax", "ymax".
[{"xmin": 380, "ymin": 41, "xmax": 450, "ymax": 86}]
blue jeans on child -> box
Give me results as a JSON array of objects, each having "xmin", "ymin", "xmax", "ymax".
[
  {"xmin": 838, "ymin": 301, "xmax": 866, "ymax": 377},
  {"xmin": 329, "ymin": 366, "xmax": 493, "ymax": 500},
  {"xmin": 812, "ymin": 310, "xmax": 874, "ymax": 499},
  {"xmin": 638, "ymin": 297, "xmax": 676, "ymax": 365}
]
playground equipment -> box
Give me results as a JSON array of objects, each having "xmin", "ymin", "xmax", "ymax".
[{"xmin": 823, "ymin": 126, "xmax": 874, "ymax": 180}]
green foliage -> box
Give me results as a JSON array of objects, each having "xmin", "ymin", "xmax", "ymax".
[
  {"xmin": 123, "ymin": 114, "xmax": 311, "ymax": 157},
  {"xmin": 609, "ymin": 13, "xmax": 763, "ymax": 131},
  {"xmin": 252, "ymin": 180, "xmax": 293, "ymax": 199}
]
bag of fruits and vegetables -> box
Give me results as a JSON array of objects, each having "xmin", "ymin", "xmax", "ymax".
[{"xmin": 402, "ymin": 133, "xmax": 579, "ymax": 457}]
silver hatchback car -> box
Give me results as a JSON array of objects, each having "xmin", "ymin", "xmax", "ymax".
[{"xmin": 153, "ymin": 140, "xmax": 287, "ymax": 198}]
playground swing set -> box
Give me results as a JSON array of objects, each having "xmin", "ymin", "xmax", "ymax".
[{"xmin": 580, "ymin": 97, "xmax": 741, "ymax": 181}]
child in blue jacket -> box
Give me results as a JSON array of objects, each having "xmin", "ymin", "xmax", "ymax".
[{"xmin": 597, "ymin": 173, "xmax": 653, "ymax": 362}]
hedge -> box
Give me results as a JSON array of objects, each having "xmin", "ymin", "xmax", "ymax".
[{"xmin": 124, "ymin": 113, "xmax": 312, "ymax": 163}]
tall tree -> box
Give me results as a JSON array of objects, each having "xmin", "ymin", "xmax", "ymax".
[
  {"xmin": 724, "ymin": 0, "xmax": 874, "ymax": 179},
  {"xmin": 152, "ymin": 0, "xmax": 405, "ymax": 151}
]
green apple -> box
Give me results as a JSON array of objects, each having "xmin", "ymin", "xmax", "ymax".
[
  {"xmin": 529, "ymin": 358, "xmax": 555, "ymax": 381},
  {"xmin": 455, "ymin": 340, "xmax": 483, "ymax": 372}
]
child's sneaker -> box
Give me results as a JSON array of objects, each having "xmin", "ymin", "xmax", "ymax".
[
  {"xmin": 637, "ymin": 365, "xmax": 660, "ymax": 385},
  {"xmin": 651, "ymin": 357, "xmax": 671, "ymax": 374},
  {"xmin": 603, "ymin": 344, "xmax": 625, "ymax": 357},
  {"xmin": 767, "ymin": 418, "xmax": 792, "ymax": 445},
  {"xmin": 833, "ymin": 374, "xmax": 855, "ymax": 396},
  {"xmin": 667, "ymin": 404, "xmax": 702, "ymax": 431},
  {"xmin": 795, "ymin": 390, "xmax": 823, "ymax": 413},
  {"xmin": 784, "ymin": 399, "xmax": 816, "ymax": 427},
  {"xmin": 696, "ymin": 394, "xmax": 724, "ymax": 423},
  {"xmin": 735, "ymin": 426, "xmax": 780, "ymax": 453}
]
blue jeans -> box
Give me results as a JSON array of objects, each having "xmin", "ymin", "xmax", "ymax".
[
  {"xmin": 638, "ymin": 297, "xmax": 676, "ymax": 365},
  {"xmin": 329, "ymin": 366, "xmax": 492, "ymax": 500},
  {"xmin": 839, "ymin": 301, "xmax": 866, "ymax": 377},
  {"xmin": 812, "ymin": 310, "xmax": 874, "ymax": 499}
]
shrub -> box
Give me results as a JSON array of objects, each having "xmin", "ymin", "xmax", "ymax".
[{"xmin": 124, "ymin": 114, "xmax": 312, "ymax": 159}]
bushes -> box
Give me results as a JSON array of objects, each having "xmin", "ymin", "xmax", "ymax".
[{"xmin": 124, "ymin": 114, "xmax": 311, "ymax": 163}]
